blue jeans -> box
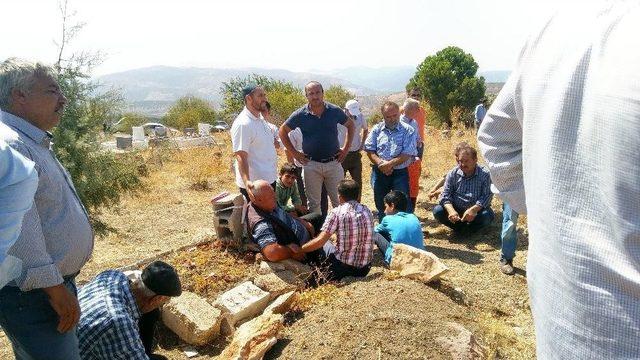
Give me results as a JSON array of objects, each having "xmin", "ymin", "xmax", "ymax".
[
  {"xmin": 371, "ymin": 166, "xmax": 410, "ymax": 221},
  {"xmin": 501, "ymin": 201, "xmax": 519, "ymax": 261},
  {"xmin": 0, "ymin": 279, "xmax": 81, "ymax": 360},
  {"xmin": 432, "ymin": 204, "xmax": 494, "ymax": 233}
]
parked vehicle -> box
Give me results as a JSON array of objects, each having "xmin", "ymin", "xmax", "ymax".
[{"xmin": 213, "ymin": 121, "xmax": 230, "ymax": 132}]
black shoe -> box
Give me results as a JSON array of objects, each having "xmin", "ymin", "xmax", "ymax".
[{"xmin": 500, "ymin": 258, "xmax": 515, "ymax": 275}]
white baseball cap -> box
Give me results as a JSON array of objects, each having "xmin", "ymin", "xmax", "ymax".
[{"xmin": 345, "ymin": 99, "xmax": 361, "ymax": 116}]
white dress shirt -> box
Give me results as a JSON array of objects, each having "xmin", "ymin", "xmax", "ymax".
[{"xmin": 478, "ymin": 2, "xmax": 640, "ymax": 358}]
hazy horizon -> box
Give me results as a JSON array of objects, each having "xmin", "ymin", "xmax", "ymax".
[{"xmin": 1, "ymin": 0, "xmax": 591, "ymax": 76}]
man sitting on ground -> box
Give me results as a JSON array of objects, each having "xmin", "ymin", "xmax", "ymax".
[
  {"xmin": 246, "ymin": 180, "xmax": 322, "ymax": 262},
  {"xmin": 275, "ymin": 163, "xmax": 308, "ymax": 216},
  {"xmin": 77, "ymin": 261, "xmax": 182, "ymax": 360},
  {"xmin": 373, "ymin": 190, "xmax": 426, "ymax": 266},
  {"xmin": 294, "ymin": 179, "xmax": 374, "ymax": 281},
  {"xmin": 432, "ymin": 144, "xmax": 494, "ymax": 233}
]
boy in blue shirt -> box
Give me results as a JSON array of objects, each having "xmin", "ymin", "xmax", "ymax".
[{"xmin": 374, "ymin": 190, "xmax": 426, "ymax": 265}]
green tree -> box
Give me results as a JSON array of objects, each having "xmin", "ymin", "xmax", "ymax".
[
  {"xmin": 323, "ymin": 85, "xmax": 355, "ymax": 109},
  {"xmin": 408, "ymin": 46, "xmax": 485, "ymax": 127},
  {"xmin": 220, "ymin": 74, "xmax": 306, "ymax": 126},
  {"xmin": 163, "ymin": 96, "xmax": 216, "ymax": 130},
  {"xmin": 52, "ymin": 0, "xmax": 143, "ymax": 232}
]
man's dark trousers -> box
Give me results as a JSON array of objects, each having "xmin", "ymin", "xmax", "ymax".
[
  {"xmin": 432, "ymin": 204, "xmax": 495, "ymax": 233},
  {"xmin": 371, "ymin": 166, "xmax": 409, "ymax": 222}
]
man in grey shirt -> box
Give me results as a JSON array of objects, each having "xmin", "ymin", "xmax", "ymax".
[{"xmin": 0, "ymin": 58, "xmax": 93, "ymax": 360}]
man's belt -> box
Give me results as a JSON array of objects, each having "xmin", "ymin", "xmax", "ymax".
[{"xmin": 307, "ymin": 155, "xmax": 338, "ymax": 163}]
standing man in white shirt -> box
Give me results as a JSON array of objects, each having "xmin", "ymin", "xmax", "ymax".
[
  {"xmin": 338, "ymin": 99, "xmax": 368, "ymax": 201},
  {"xmin": 478, "ymin": 2, "xmax": 640, "ymax": 358},
  {"xmin": 231, "ymin": 84, "xmax": 278, "ymax": 202}
]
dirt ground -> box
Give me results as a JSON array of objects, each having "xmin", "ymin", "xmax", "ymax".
[{"xmin": 0, "ymin": 130, "xmax": 536, "ymax": 359}]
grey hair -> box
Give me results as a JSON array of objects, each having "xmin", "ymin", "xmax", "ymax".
[
  {"xmin": 403, "ymin": 98, "xmax": 420, "ymax": 112},
  {"xmin": 130, "ymin": 276, "xmax": 156, "ymax": 298},
  {"xmin": 0, "ymin": 58, "xmax": 58, "ymax": 110}
]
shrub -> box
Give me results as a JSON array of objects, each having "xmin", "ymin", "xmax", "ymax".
[
  {"xmin": 53, "ymin": 61, "xmax": 144, "ymax": 232},
  {"xmin": 163, "ymin": 96, "xmax": 216, "ymax": 131},
  {"xmin": 323, "ymin": 85, "xmax": 355, "ymax": 109}
]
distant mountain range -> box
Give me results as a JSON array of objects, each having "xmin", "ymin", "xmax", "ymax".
[{"xmin": 96, "ymin": 66, "xmax": 510, "ymax": 116}]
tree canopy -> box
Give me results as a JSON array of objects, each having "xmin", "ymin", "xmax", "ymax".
[
  {"xmin": 220, "ymin": 74, "xmax": 306, "ymax": 126},
  {"xmin": 407, "ymin": 46, "xmax": 485, "ymax": 127}
]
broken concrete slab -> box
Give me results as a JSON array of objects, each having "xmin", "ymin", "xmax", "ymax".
[
  {"xmin": 436, "ymin": 322, "xmax": 486, "ymax": 359},
  {"xmin": 279, "ymin": 259, "xmax": 313, "ymax": 276},
  {"xmin": 253, "ymin": 270, "xmax": 301, "ymax": 300},
  {"xmin": 218, "ymin": 313, "xmax": 284, "ymax": 360},
  {"xmin": 161, "ymin": 291, "xmax": 222, "ymax": 346},
  {"xmin": 390, "ymin": 243, "xmax": 449, "ymax": 283},
  {"xmin": 214, "ymin": 281, "xmax": 271, "ymax": 326},
  {"xmin": 264, "ymin": 291, "xmax": 298, "ymax": 315},
  {"xmin": 257, "ymin": 261, "xmax": 286, "ymax": 275}
]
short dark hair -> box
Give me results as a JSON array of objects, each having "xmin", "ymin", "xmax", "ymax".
[
  {"xmin": 265, "ymin": 101, "xmax": 271, "ymax": 111},
  {"xmin": 279, "ymin": 163, "xmax": 297, "ymax": 176},
  {"xmin": 383, "ymin": 190, "xmax": 408, "ymax": 212},
  {"xmin": 456, "ymin": 144, "xmax": 478, "ymax": 160},
  {"xmin": 381, "ymin": 100, "xmax": 399, "ymax": 113},
  {"xmin": 304, "ymin": 81, "xmax": 323, "ymax": 95},
  {"xmin": 337, "ymin": 179, "xmax": 360, "ymax": 202}
]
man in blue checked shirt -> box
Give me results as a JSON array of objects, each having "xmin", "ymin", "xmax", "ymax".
[
  {"xmin": 78, "ymin": 261, "xmax": 182, "ymax": 360},
  {"xmin": 364, "ymin": 101, "xmax": 417, "ymax": 221},
  {"xmin": 433, "ymin": 143, "xmax": 494, "ymax": 233}
]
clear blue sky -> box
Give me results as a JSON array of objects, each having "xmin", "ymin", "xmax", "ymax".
[{"xmin": 2, "ymin": 0, "xmax": 590, "ymax": 76}]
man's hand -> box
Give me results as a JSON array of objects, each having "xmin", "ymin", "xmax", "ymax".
[
  {"xmin": 378, "ymin": 160, "xmax": 394, "ymax": 176},
  {"xmin": 42, "ymin": 284, "xmax": 80, "ymax": 333},
  {"xmin": 300, "ymin": 219, "xmax": 315, "ymax": 237},
  {"xmin": 447, "ymin": 211, "xmax": 461, "ymax": 223},
  {"xmin": 428, "ymin": 189, "xmax": 441, "ymax": 201},
  {"xmin": 295, "ymin": 205, "xmax": 308, "ymax": 214},
  {"xmin": 245, "ymin": 181, "xmax": 256, "ymax": 202},
  {"xmin": 287, "ymin": 244, "xmax": 305, "ymax": 261},
  {"xmin": 293, "ymin": 151, "xmax": 308, "ymax": 165},
  {"xmin": 461, "ymin": 208, "xmax": 478, "ymax": 223},
  {"xmin": 336, "ymin": 147, "xmax": 349, "ymax": 163}
]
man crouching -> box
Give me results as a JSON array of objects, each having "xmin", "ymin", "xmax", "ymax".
[
  {"xmin": 77, "ymin": 261, "xmax": 182, "ymax": 360},
  {"xmin": 246, "ymin": 180, "xmax": 323, "ymax": 262}
]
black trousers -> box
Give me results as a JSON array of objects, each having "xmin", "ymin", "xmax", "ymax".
[{"xmin": 139, "ymin": 309, "xmax": 160, "ymax": 356}]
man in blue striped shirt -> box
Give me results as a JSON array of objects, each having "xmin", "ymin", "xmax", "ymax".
[
  {"xmin": 77, "ymin": 261, "xmax": 182, "ymax": 360},
  {"xmin": 433, "ymin": 144, "xmax": 494, "ymax": 233},
  {"xmin": 364, "ymin": 101, "xmax": 417, "ymax": 221}
]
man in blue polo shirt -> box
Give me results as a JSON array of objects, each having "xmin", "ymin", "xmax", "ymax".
[
  {"xmin": 279, "ymin": 81, "xmax": 355, "ymax": 215},
  {"xmin": 364, "ymin": 101, "xmax": 417, "ymax": 221}
]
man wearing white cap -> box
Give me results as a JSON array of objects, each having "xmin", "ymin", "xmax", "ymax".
[{"xmin": 338, "ymin": 99, "xmax": 368, "ymax": 201}]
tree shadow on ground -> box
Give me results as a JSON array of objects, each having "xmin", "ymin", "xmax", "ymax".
[
  {"xmin": 425, "ymin": 244, "xmax": 484, "ymax": 265},
  {"xmin": 418, "ymin": 206, "xmax": 530, "ymax": 256}
]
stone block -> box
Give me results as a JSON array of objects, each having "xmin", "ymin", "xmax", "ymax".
[
  {"xmin": 218, "ymin": 313, "xmax": 284, "ymax": 360},
  {"xmin": 214, "ymin": 281, "xmax": 270, "ymax": 326},
  {"xmin": 257, "ymin": 261, "xmax": 286, "ymax": 275},
  {"xmin": 264, "ymin": 291, "xmax": 298, "ymax": 315},
  {"xmin": 279, "ymin": 259, "xmax": 313, "ymax": 276},
  {"xmin": 161, "ymin": 291, "xmax": 222, "ymax": 346},
  {"xmin": 211, "ymin": 193, "xmax": 244, "ymax": 246},
  {"xmin": 253, "ymin": 270, "xmax": 301, "ymax": 300},
  {"xmin": 390, "ymin": 244, "xmax": 449, "ymax": 283},
  {"xmin": 436, "ymin": 322, "xmax": 486, "ymax": 359}
]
